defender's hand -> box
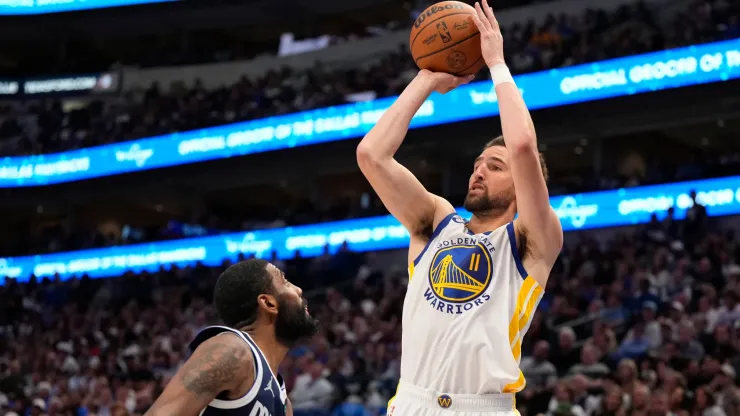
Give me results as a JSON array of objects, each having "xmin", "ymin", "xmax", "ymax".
[
  {"xmin": 417, "ymin": 69, "xmax": 475, "ymax": 94},
  {"xmin": 471, "ymin": 0, "xmax": 505, "ymax": 68}
]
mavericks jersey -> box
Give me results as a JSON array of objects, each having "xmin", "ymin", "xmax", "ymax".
[
  {"xmin": 190, "ymin": 326, "xmax": 287, "ymax": 416},
  {"xmin": 401, "ymin": 213, "xmax": 544, "ymax": 394}
]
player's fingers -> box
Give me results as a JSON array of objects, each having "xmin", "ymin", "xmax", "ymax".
[
  {"xmin": 482, "ymin": 0, "xmax": 499, "ymax": 30},
  {"xmin": 470, "ymin": 9, "xmax": 488, "ymax": 33},
  {"xmin": 457, "ymin": 74, "xmax": 475, "ymax": 85},
  {"xmin": 489, "ymin": 8, "xmax": 500, "ymax": 32},
  {"xmin": 474, "ymin": 2, "xmax": 492, "ymax": 32}
]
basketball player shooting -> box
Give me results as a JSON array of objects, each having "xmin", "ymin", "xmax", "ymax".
[
  {"xmin": 357, "ymin": 1, "xmax": 563, "ymax": 415},
  {"xmin": 145, "ymin": 260, "xmax": 319, "ymax": 416}
]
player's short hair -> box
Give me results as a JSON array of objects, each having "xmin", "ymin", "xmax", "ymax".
[
  {"xmin": 483, "ymin": 136, "xmax": 549, "ymax": 183},
  {"xmin": 214, "ymin": 259, "xmax": 276, "ymax": 329}
]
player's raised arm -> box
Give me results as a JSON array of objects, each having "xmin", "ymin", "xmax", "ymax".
[
  {"xmin": 357, "ymin": 71, "xmax": 470, "ymax": 244},
  {"xmin": 471, "ymin": 1, "xmax": 563, "ymax": 277},
  {"xmin": 145, "ymin": 333, "xmax": 254, "ymax": 416}
]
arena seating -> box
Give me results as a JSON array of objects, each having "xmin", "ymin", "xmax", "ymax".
[
  {"xmin": 0, "ymin": 199, "xmax": 739, "ymax": 416},
  {"xmin": 1, "ymin": 0, "xmax": 738, "ymax": 157}
]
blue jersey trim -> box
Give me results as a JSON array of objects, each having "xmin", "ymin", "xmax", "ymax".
[
  {"xmin": 506, "ymin": 222, "xmax": 528, "ymax": 279},
  {"xmin": 411, "ymin": 212, "xmax": 456, "ymax": 267}
]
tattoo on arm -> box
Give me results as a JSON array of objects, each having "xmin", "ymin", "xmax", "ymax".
[{"xmin": 179, "ymin": 341, "xmax": 250, "ymax": 397}]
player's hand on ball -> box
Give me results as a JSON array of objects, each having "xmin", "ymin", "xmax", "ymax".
[
  {"xmin": 418, "ymin": 69, "xmax": 475, "ymax": 94},
  {"xmin": 471, "ymin": 0, "xmax": 505, "ymax": 68}
]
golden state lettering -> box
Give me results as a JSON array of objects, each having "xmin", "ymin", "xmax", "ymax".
[
  {"xmin": 425, "ymin": 240, "xmax": 493, "ymax": 314},
  {"xmin": 413, "ymin": 3, "xmax": 467, "ymax": 28}
]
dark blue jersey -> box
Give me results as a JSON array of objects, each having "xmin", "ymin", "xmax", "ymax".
[{"xmin": 189, "ymin": 326, "xmax": 287, "ymax": 416}]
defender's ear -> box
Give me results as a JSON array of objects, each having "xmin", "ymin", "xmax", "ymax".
[{"xmin": 258, "ymin": 294, "xmax": 279, "ymax": 316}]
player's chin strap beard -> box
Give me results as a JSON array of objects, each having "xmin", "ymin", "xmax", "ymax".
[{"xmin": 465, "ymin": 194, "xmax": 514, "ymax": 218}]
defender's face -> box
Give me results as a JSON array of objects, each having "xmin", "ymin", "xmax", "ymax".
[
  {"xmin": 266, "ymin": 264, "xmax": 309, "ymax": 317},
  {"xmin": 464, "ymin": 145, "xmax": 515, "ymax": 213},
  {"xmin": 266, "ymin": 264, "xmax": 319, "ymax": 346}
]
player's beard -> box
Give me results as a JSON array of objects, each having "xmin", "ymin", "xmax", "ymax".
[
  {"xmin": 274, "ymin": 293, "xmax": 319, "ymax": 347},
  {"xmin": 463, "ymin": 184, "xmax": 515, "ymax": 215}
]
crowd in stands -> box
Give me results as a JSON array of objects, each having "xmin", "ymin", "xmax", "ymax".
[
  {"xmin": 1, "ymin": 0, "xmax": 739, "ymax": 157},
  {"xmin": 1, "ymin": 193, "xmax": 740, "ymax": 416},
  {"xmin": 2, "ymin": 1, "xmax": 740, "ymax": 415}
]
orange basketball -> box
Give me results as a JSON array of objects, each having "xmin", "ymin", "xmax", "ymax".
[{"xmin": 409, "ymin": 1, "xmax": 485, "ymax": 76}]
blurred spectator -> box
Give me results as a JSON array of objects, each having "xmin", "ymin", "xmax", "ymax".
[
  {"xmin": 520, "ymin": 340, "xmax": 558, "ymax": 411},
  {"xmin": 290, "ymin": 362, "xmax": 336, "ymax": 412},
  {"xmin": 568, "ymin": 344, "xmax": 610, "ymax": 379},
  {"xmin": 552, "ymin": 327, "xmax": 580, "ymax": 376}
]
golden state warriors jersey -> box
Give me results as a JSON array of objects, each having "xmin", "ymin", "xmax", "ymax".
[{"xmin": 401, "ymin": 213, "xmax": 543, "ymax": 394}]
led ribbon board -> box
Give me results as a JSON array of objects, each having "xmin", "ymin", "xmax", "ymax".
[
  {"xmin": 0, "ymin": 38, "xmax": 739, "ymax": 187},
  {"xmin": 2, "ymin": 174, "xmax": 739, "ymax": 283},
  {"xmin": 0, "ymin": 0, "xmax": 177, "ymax": 15}
]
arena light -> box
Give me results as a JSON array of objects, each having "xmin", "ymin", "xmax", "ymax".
[
  {"xmin": 0, "ymin": 38, "xmax": 738, "ymax": 187},
  {"xmin": 2, "ymin": 174, "xmax": 740, "ymax": 283}
]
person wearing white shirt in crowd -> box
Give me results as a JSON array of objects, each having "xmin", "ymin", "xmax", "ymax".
[
  {"xmin": 716, "ymin": 290, "xmax": 740, "ymax": 326},
  {"xmin": 640, "ymin": 301, "xmax": 662, "ymax": 349},
  {"xmin": 697, "ymin": 294, "xmax": 721, "ymax": 334},
  {"xmin": 568, "ymin": 344, "xmax": 610, "ymax": 380},
  {"xmin": 289, "ymin": 362, "xmax": 335, "ymax": 411},
  {"xmin": 520, "ymin": 341, "xmax": 558, "ymax": 392}
]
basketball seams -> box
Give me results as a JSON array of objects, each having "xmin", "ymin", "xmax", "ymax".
[
  {"xmin": 413, "ymin": 31, "xmax": 481, "ymax": 63},
  {"xmin": 409, "ymin": 11, "xmax": 476, "ymax": 51},
  {"xmin": 452, "ymin": 55, "xmax": 484, "ymax": 75}
]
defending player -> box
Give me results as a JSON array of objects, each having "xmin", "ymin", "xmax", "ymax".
[
  {"xmin": 356, "ymin": 1, "xmax": 563, "ymax": 415},
  {"xmin": 145, "ymin": 259, "xmax": 319, "ymax": 416}
]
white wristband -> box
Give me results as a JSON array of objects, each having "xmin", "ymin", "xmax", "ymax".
[{"xmin": 490, "ymin": 64, "xmax": 515, "ymax": 87}]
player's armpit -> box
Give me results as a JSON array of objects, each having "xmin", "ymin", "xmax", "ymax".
[
  {"xmin": 514, "ymin": 212, "xmax": 561, "ymax": 287},
  {"xmin": 144, "ymin": 334, "xmax": 254, "ymax": 416}
]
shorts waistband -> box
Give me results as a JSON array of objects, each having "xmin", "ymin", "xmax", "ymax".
[{"xmin": 396, "ymin": 380, "xmax": 515, "ymax": 412}]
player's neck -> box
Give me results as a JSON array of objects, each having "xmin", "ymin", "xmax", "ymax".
[
  {"xmin": 243, "ymin": 326, "xmax": 288, "ymax": 377},
  {"xmin": 467, "ymin": 209, "xmax": 515, "ymax": 234}
]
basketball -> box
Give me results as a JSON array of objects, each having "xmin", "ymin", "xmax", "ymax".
[{"xmin": 409, "ymin": 1, "xmax": 485, "ymax": 76}]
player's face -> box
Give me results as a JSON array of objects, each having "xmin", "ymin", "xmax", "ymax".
[
  {"xmin": 269, "ymin": 266, "xmax": 319, "ymax": 347},
  {"xmin": 464, "ymin": 145, "xmax": 515, "ymax": 214}
]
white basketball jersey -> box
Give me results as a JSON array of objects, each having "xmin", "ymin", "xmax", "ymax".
[{"xmin": 400, "ymin": 213, "xmax": 544, "ymax": 395}]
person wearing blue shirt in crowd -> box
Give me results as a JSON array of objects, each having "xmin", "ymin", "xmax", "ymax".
[{"xmin": 613, "ymin": 320, "xmax": 651, "ymax": 360}]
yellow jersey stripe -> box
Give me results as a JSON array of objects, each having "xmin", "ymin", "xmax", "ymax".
[
  {"xmin": 387, "ymin": 382, "xmax": 399, "ymax": 411},
  {"xmin": 511, "ymin": 338, "xmax": 522, "ymax": 362},
  {"xmin": 503, "ymin": 370, "xmax": 527, "ymax": 393},
  {"xmin": 518, "ymin": 284, "xmax": 543, "ymax": 329},
  {"xmin": 508, "ymin": 277, "xmax": 536, "ymax": 344},
  {"xmin": 508, "ymin": 313, "xmax": 520, "ymax": 344},
  {"xmin": 408, "ymin": 262, "xmax": 415, "ymax": 281},
  {"xmin": 505, "ymin": 276, "xmax": 543, "ymax": 392}
]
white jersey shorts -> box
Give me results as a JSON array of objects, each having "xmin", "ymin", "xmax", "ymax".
[{"xmin": 388, "ymin": 381, "xmax": 520, "ymax": 416}]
